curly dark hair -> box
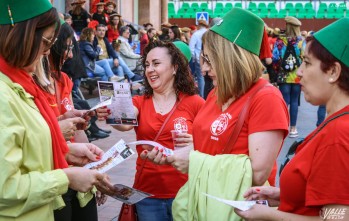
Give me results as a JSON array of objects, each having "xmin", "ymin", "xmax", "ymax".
[{"xmin": 141, "ymin": 40, "xmax": 197, "ymax": 98}]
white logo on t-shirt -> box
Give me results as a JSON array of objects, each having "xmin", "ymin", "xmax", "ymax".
[
  {"xmin": 61, "ymin": 98, "xmax": 73, "ymax": 111},
  {"xmin": 210, "ymin": 113, "xmax": 231, "ymax": 136},
  {"xmin": 173, "ymin": 117, "xmax": 188, "ymax": 131}
]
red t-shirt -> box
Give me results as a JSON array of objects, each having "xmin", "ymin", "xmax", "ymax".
[
  {"xmin": 107, "ymin": 25, "xmax": 119, "ymax": 43},
  {"xmin": 44, "ymin": 72, "xmax": 74, "ymax": 117},
  {"xmin": 133, "ymin": 93, "xmax": 205, "ymax": 198},
  {"xmin": 269, "ymin": 37, "xmax": 277, "ymax": 51},
  {"xmin": 139, "ymin": 33, "xmax": 149, "ymax": 56},
  {"xmin": 279, "ymin": 106, "xmax": 349, "ymax": 215},
  {"xmin": 193, "ymin": 79, "xmax": 289, "ymax": 185}
]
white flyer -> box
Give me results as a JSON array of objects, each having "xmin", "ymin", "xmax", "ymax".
[
  {"xmin": 84, "ymin": 139, "xmax": 135, "ymax": 173},
  {"xmin": 98, "ymin": 81, "xmax": 138, "ymax": 126},
  {"xmin": 203, "ymin": 193, "xmax": 268, "ymax": 211},
  {"xmin": 127, "ymin": 140, "xmax": 174, "ymax": 156},
  {"xmin": 90, "ymin": 97, "xmax": 112, "ymax": 111},
  {"xmin": 82, "ymin": 97, "xmax": 112, "ymax": 118}
]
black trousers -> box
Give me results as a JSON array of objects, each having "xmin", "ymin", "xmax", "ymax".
[{"xmin": 54, "ymin": 188, "xmax": 98, "ymax": 221}]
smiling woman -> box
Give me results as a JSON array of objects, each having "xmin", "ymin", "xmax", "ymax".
[
  {"xmin": 96, "ymin": 40, "xmax": 205, "ymax": 221},
  {"xmin": 0, "ymin": 1, "xmax": 111, "ymax": 221},
  {"xmin": 163, "ymin": 8, "xmax": 289, "ymax": 221}
]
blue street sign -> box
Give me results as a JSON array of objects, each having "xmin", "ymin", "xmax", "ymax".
[{"xmin": 196, "ymin": 12, "xmax": 209, "ymax": 25}]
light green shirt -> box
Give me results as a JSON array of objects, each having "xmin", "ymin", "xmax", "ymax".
[
  {"xmin": 0, "ymin": 73, "xmax": 69, "ymax": 221},
  {"xmin": 173, "ymin": 151, "xmax": 252, "ymax": 221}
]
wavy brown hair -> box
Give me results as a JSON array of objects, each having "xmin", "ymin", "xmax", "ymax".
[
  {"xmin": 109, "ymin": 14, "xmax": 123, "ymax": 32},
  {"xmin": 142, "ymin": 40, "xmax": 196, "ymax": 98},
  {"xmin": 80, "ymin": 27, "xmax": 95, "ymax": 42},
  {"xmin": 0, "ymin": 8, "xmax": 60, "ymax": 68}
]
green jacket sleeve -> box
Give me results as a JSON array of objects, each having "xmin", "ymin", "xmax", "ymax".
[
  {"xmin": 173, "ymin": 151, "xmax": 253, "ymax": 221},
  {"xmin": 0, "ymin": 77, "xmax": 69, "ymax": 219}
]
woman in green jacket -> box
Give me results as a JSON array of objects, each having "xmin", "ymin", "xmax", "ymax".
[{"xmin": 0, "ymin": 1, "xmax": 112, "ymax": 220}]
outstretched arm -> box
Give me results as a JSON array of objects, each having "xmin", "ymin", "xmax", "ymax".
[{"xmin": 236, "ymin": 204, "xmax": 349, "ymax": 221}]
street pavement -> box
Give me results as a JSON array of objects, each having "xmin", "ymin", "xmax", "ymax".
[{"xmin": 84, "ymin": 89, "xmax": 320, "ymax": 221}]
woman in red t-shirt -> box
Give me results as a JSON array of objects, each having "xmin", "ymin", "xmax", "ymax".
[
  {"xmin": 236, "ymin": 18, "xmax": 349, "ymax": 220},
  {"xmin": 143, "ymin": 8, "xmax": 289, "ymax": 221},
  {"xmin": 107, "ymin": 13, "xmax": 122, "ymax": 43},
  {"xmin": 97, "ymin": 41, "xmax": 204, "ymax": 221},
  {"xmin": 157, "ymin": 8, "xmax": 289, "ymax": 186},
  {"xmin": 140, "ymin": 28, "xmax": 157, "ymax": 56},
  {"xmin": 34, "ymin": 23, "xmax": 89, "ymax": 142},
  {"xmin": 33, "ymin": 22, "xmax": 112, "ymax": 221}
]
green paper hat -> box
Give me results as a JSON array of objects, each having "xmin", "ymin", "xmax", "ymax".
[
  {"xmin": 314, "ymin": 18, "xmax": 349, "ymax": 68},
  {"xmin": 0, "ymin": 0, "xmax": 52, "ymax": 25},
  {"xmin": 173, "ymin": 41, "xmax": 192, "ymax": 61},
  {"xmin": 210, "ymin": 8, "xmax": 264, "ymax": 56}
]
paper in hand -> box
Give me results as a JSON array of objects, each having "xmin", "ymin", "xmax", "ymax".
[
  {"xmin": 127, "ymin": 140, "xmax": 174, "ymax": 156},
  {"xmin": 82, "ymin": 97, "xmax": 112, "ymax": 118},
  {"xmin": 110, "ymin": 184, "xmax": 153, "ymax": 205},
  {"xmin": 84, "ymin": 139, "xmax": 135, "ymax": 173},
  {"xmin": 203, "ymin": 193, "xmax": 268, "ymax": 211},
  {"xmin": 98, "ymin": 82, "xmax": 138, "ymax": 126}
]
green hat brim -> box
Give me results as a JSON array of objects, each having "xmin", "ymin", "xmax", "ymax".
[
  {"xmin": 314, "ymin": 18, "xmax": 349, "ymax": 68},
  {"xmin": 0, "ymin": 0, "xmax": 52, "ymax": 25},
  {"xmin": 210, "ymin": 8, "xmax": 264, "ymax": 56},
  {"xmin": 173, "ymin": 41, "xmax": 192, "ymax": 61}
]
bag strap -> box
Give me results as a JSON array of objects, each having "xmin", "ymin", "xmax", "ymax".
[
  {"xmin": 222, "ymin": 82, "xmax": 271, "ymax": 154},
  {"xmin": 134, "ymin": 95, "xmax": 185, "ymax": 187},
  {"xmin": 285, "ymin": 111, "xmax": 349, "ymax": 157}
]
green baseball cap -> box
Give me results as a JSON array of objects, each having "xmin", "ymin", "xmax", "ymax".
[
  {"xmin": 314, "ymin": 18, "xmax": 349, "ymax": 67},
  {"xmin": 173, "ymin": 41, "xmax": 192, "ymax": 61},
  {"xmin": 210, "ymin": 8, "xmax": 264, "ymax": 56},
  {"xmin": 0, "ymin": 0, "xmax": 52, "ymax": 25}
]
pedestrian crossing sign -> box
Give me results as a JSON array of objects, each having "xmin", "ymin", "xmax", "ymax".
[{"xmin": 196, "ymin": 12, "xmax": 209, "ymax": 25}]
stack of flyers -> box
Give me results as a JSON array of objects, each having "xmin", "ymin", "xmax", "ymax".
[
  {"xmin": 203, "ymin": 193, "xmax": 269, "ymax": 211},
  {"xmin": 127, "ymin": 140, "xmax": 174, "ymax": 156},
  {"xmin": 84, "ymin": 139, "xmax": 135, "ymax": 173},
  {"xmin": 110, "ymin": 184, "xmax": 153, "ymax": 205}
]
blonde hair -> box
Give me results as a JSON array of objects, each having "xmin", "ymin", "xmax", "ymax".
[
  {"xmin": 182, "ymin": 31, "xmax": 191, "ymax": 43},
  {"xmin": 33, "ymin": 56, "xmax": 51, "ymax": 92},
  {"xmin": 286, "ymin": 23, "xmax": 301, "ymax": 38},
  {"xmin": 202, "ymin": 31, "xmax": 263, "ymax": 105}
]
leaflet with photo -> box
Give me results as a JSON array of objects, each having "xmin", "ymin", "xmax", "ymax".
[
  {"xmin": 110, "ymin": 184, "xmax": 153, "ymax": 205},
  {"xmin": 98, "ymin": 81, "xmax": 138, "ymax": 125},
  {"xmin": 84, "ymin": 139, "xmax": 135, "ymax": 173},
  {"xmin": 203, "ymin": 193, "xmax": 269, "ymax": 211},
  {"xmin": 127, "ymin": 140, "xmax": 174, "ymax": 156}
]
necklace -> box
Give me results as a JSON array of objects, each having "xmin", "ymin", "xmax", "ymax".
[
  {"xmin": 153, "ymin": 94, "xmax": 177, "ymax": 114},
  {"xmin": 222, "ymin": 97, "xmax": 235, "ymax": 112}
]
